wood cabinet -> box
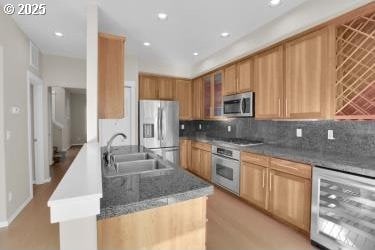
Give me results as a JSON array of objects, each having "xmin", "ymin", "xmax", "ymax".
[
  {"xmin": 192, "ymin": 78, "xmax": 204, "ymax": 119},
  {"xmin": 254, "ymin": 46, "xmax": 284, "ymax": 119},
  {"xmin": 190, "ymin": 142, "xmax": 212, "ymax": 181},
  {"xmin": 203, "ymin": 71, "xmax": 223, "ymax": 119},
  {"xmin": 139, "ymin": 75, "xmax": 158, "ymax": 100},
  {"xmin": 285, "ymin": 28, "xmax": 335, "ymax": 119},
  {"xmin": 268, "ymin": 169, "xmax": 311, "ymax": 232},
  {"xmin": 223, "ymin": 59, "xmax": 254, "ymax": 96},
  {"xmin": 223, "ymin": 64, "xmax": 237, "ymax": 96},
  {"xmin": 175, "ymin": 80, "xmax": 192, "ymax": 120},
  {"xmin": 179, "ymin": 139, "xmax": 191, "ymax": 169},
  {"xmin": 240, "ymin": 162, "xmax": 268, "ymax": 209},
  {"xmin": 237, "ymin": 59, "xmax": 253, "ymax": 93},
  {"xmin": 98, "ymin": 33, "xmax": 125, "ymax": 119},
  {"xmin": 158, "ymin": 77, "xmax": 175, "ymax": 100},
  {"xmin": 139, "ymin": 75, "xmax": 176, "ymax": 100},
  {"xmin": 240, "ymin": 152, "xmax": 311, "ymax": 233},
  {"xmin": 98, "ymin": 197, "xmax": 207, "ymax": 250}
]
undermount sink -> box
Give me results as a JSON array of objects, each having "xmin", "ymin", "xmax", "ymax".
[
  {"xmin": 103, "ymin": 152, "xmax": 172, "ymax": 178},
  {"xmin": 112, "ymin": 152, "xmax": 152, "ymax": 163}
]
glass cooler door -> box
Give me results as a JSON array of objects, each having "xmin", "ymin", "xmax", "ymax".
[{"xmin": 311, "ymin": 167, "xmax": 375, "ymax": 250}]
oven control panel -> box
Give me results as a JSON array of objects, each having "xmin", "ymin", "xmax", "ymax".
[{"xmin": 212, "ymin": 145, "xmax": 240, "ymax": 160}]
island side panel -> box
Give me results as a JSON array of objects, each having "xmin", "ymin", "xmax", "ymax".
[{"xmin": 97, "ymin": 197, "xmax": 207, "ymax": 250}]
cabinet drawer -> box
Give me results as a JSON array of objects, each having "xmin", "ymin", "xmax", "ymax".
[
  {"xmin": 241, "ymin": 152, "xmax": 269, "ymax": 167},
  {"xmin": 270, "ymin": 158, "xmax": 311, "ymax": 179},
  {"xmin": 191, "ymin": 141, "xmax": 211, "ymax": 152}
]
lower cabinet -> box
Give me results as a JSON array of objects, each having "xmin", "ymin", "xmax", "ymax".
[
  {"xmin": 190, "ymin": 142, "xmax": 212, "ymax": 181},
  {"xmin": 240, "ymin": 162, "xmax": 267, "ymax": 210},
  {"xmin": 268, "ymin": 169, "xmax": 311, "ymax": 232},
  {"xmin": 240, "ymin": 152, "xmax": 312, "ymax": 233},
  {"xmin": 179, "ymin": 139, "xmax": 191, "ymax": 169}
]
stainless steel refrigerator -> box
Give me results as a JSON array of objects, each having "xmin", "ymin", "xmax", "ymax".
[{"xmin": 139, "ymin": 100, "xmax": 179, "ymax": 164}]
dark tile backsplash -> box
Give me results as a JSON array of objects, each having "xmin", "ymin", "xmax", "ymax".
[{"xmin": 179, "ymin": 119, "xmax": 375, "ymax": 157}]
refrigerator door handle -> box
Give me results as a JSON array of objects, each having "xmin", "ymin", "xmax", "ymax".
[
  {"xmin": 157, "ymin": 107, "xmax": 161, "ymax": 140},
  {"xmin": 161, "ymin": 107, "xmax": 164, "ymax": 140}
]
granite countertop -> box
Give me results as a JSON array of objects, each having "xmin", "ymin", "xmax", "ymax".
[
  {"xmin": 98, "ymin": 145, "xmax": 214, "ymax": 220},
  {"xmin": 181, "ymin": 136, "xmax": 375, "ymax": 178}
]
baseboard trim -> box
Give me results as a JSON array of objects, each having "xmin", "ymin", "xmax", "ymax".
[
  {"xmin": 5, "ymin": 195, "xmax": 33, "ymax": 227},
  {"xmin": 0, "ymin": 221, "xmax": 8, "ymax": 228},
  {"xmin": 35, "ymin": 177, "xmax": 51, "ymax": 185}
]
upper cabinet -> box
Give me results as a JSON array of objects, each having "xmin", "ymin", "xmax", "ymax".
[
  {"xmin": 223, "ymin": 58, "xmax": 254, "ymax": 96},
  {"xmin": 203, "ymin": 71, "xmax": 223, "ymax": 119},
  {"xmin": 139, "ymin": 75, "xmax": 175, "ymax": 100},
  {"xmin": 98, "ymin": 33, "xmax": 125, "ymax": 119},
  {"xmin": 237, "ymin": 59, "xmax": 253, "ymax": 93},
  {"xmin": 192, "ymin": 78, "xmax": 204, "ymax": 120},
  {"xmin": 254, "ymin": 46, "xmax": 284, "ymax": 119},
  {"xmin": 223, "ymin": 64, "xmax": 237, "ymax": 96},
  {"xmin": 175, "ymin": 79, "xmax": 192, "ymax": 120},
  {"xmin": 139, "ymin": 74, "xmax": 192, "ymax": 120},
  {"xmin": 285, "ymin": 28, "xmax": 335, "ymax": 119},
  {"xmin": 139, "ymin": 75, "xmax": 158, "ymax": 100},
  {"xmin": 158, "ymin": 77, "xmax": 176, "ymax": 100}
]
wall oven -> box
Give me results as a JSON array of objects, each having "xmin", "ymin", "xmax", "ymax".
[
  {"xmin": 211, "ymin": 145, "xmax": 240, "ymax": 195},
  {"xmin": 311, "ymin": 167, "xmax": 375, "ymax": 250},
  {"xmin": 223, "ymin": 92, "xmax": 254, "ymax": 117}
]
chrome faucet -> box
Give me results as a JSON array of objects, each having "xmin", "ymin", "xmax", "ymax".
[{"xmin": 105, "ymin": 133, "xmax": 127, "ymax": 168}]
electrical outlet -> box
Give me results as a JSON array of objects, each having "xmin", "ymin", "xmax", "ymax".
[
  {"xmin": 227, "ymin": 126, "xmax": 231, "ymax": 132},
  {"xmin": 8, "ymin": 192, "xmax": 12, "ymax": 202},
  {"xmin": 296, "ymin": 128, "xmax": 302, "ymax": 138},
  {"xmin": 328, "ymin": 130, "xmax": 335, "ymax": 140},
  {"xmin": 181, "ymin": 124, "xmax": 185, "ymax": 130}
]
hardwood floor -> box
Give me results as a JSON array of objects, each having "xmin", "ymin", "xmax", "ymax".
[
  {"xmin": 0, "ymin": 146, "xmax": 81, "ymax": 250},
  {"xmin": 0, "ymin": 146, "xmax": 315, "ymax": 250},
  {"xmin": 206, "ymin": 187, "xmax": 316, "ymax": 250}
]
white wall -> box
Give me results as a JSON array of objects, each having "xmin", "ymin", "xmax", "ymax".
[
  {"xmin": 70, "ymin": 93, "xmax": 87, "ymax": 145},
  {"xmin": 192, "ymin": 0, "xmax": 373, "ymax": 77},
  {"xmin": 42, "ymin": 55, "xmax": 86, "ymax": 89},
  {"xmin": 0, "ymin": 10, "xmax": 44, "ymax": 222},
  {"xmin": 0, "ymin": 46, "xmax": 6, "ymax": 224},
  {"xmin": 87, "ymin": 4, "xmax": 98, "ymax": 143}
]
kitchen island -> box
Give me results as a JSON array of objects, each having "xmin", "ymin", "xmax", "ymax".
[{"xmin": 97, "ymin": 145, "xmax": 214, "ymax": 250}]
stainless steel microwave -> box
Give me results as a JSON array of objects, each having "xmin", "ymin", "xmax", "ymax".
[{"xmin": 223, "ymin": 92, "xmax": 254, "ymax": 117}]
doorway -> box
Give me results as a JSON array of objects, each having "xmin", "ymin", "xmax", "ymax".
[{"xmin": 27, "ymin": 71, "xmax": 47, "ymax": 188}]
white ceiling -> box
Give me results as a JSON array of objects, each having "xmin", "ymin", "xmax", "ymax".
[{"xmin": 1, "ymin": 0, "xmax": 313, "ymax": 76}]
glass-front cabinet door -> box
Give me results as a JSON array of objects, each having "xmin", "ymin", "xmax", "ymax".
[
  {"xmin": 203, "ymin": 71, "xmax": 223, "ymax": 119},
  {"xmin": 203, "ymin": 75, "xmax": 211, "ymax": 118},
  {"xmin": 213, "ymin": 71, "xmax": 223, "ymax": 117}
]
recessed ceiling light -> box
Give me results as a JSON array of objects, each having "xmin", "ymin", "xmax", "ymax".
[
  {"xmin": 54, "ymin": 31, "xmax": 64, "ymax": 37},
  {"xmin": 220, "ymin": 32, "xmax": 230, "ymax": 38},
  {"xmin": 157, "ymin": 12, "xmax": 168, "ymax": 20},
  {"xmin": 193, "ymin": 52, "xmax": 199, "ymax": 56},
  {"xmin": 143, "ymin": 42, "xmax": 151, "ymax": 47},
  {"xmin": 269, "ymin": 0, "xmax": 281, "ymax": 7}
]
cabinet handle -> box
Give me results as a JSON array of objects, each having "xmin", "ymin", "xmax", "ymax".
[
  {"xmin": 269, "ymin": 173, "xmax": 272, "ymax": 192},
  {"xmin": 262, "ymin": 170, "xmax": 265, "ymax": 188},
  {"xmin": 278, "ymin": 99, "xmax": 281, "ymax": 117},
  {"xmin": 285, "ymin": 98, "xmax": 288, "ymax": 117}
]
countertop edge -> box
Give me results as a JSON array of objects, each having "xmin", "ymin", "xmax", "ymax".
[{"xmin": 98, "ymin": 185, "xmax": 214, "ymax": 220}]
